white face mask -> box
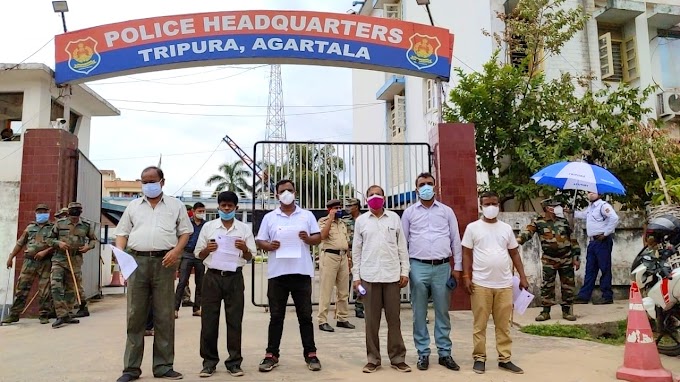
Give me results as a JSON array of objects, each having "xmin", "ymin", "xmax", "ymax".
[
  {"xmin": 278, "ymin": 190, "xmax": 295, "ymax": 205},
  {"xmin": 553, "ymin": 206, "xmax": 564, "ymax": 218},
  {"xmin": 482, "ymin": 205, "xmax": 499, "ymax": 220},
  {"xmin": 195, "ymin": 213, "xmax": 206, "ymax": 220}
]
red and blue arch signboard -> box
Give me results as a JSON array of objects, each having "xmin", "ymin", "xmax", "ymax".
[{"xmin": 54, "ymin": 10, "xmax": 454, "ymax": 84}]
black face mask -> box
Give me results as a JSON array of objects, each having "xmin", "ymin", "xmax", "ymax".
[{"xmin": 68, "ymin": 208, "xmax": 82, "ymax": 217}]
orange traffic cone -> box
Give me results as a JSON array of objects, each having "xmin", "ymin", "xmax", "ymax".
[
  {"xmin": 107, "ymin": 264, "xmax": 124, "ymax": 287},
  {"xmin": 616, "ymin": 282, "xmax": 673, "ymax": 382}
]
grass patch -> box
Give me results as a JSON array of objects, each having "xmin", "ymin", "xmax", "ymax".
[{"xmin": 520, "ymin": 320, "xmax": 628, "ymax": 345}]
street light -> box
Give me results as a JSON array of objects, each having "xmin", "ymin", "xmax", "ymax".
[
  {"xmin": 52, "ymin": 1, "xmax": 69, "ymax": 33},
  {"xmin": 415, "ymin": 0, "xmax": 435, "ymax": 27}
]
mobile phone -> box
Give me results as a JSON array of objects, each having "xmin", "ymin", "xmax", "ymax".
[{"xmin": 209, "ymin": 239, "xmax": 216, "ymax": 243}]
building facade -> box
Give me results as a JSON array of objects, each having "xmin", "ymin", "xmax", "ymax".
[{"xmin": 351, "ymin": 0, "xmax": 680, "ymax": 195}]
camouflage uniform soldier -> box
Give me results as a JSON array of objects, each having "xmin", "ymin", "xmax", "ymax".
[
  {"xmin": 517, "ymin": 199, "xmax": 581, "ymax": 321},
  {"xmin": 343, "ymin": 198, "xmax": 364, "ymax": 318},
  {"xmin": 48, "ymin": 202, "xmax": 98, "ymax": 328},
  {"xmin": 2, "ymin": 204, "xmax": 55, "ymax": 325},
  {"xmin": 55, "ymin": 208, "xmax": 69, "ymax": 219}
]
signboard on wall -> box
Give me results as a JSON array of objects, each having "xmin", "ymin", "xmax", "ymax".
[{"xmin": 54, "ymin": 10, "xmax": 454, "ymax": 84}]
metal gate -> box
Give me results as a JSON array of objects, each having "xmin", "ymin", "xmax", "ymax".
[
  {"xmin": 76, "ymin": 151, "xmax": 102, "ymax": 299},
  {"xmin": 250, "ymin": 141, "xmax": 432, "ymax": 308}
]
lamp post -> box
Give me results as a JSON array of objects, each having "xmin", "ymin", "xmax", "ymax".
[
  {"xmin": 52, "ymin": 1, "xmax": 69, "ymax": 33},
  {"xmin": 415, "ymin": 0, "xmax": 434, "ymax": 27}
]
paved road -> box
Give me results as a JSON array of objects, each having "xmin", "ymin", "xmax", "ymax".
[{"xmin": 1, "ymin": 264, "xmax": 679, "ymax": 382}]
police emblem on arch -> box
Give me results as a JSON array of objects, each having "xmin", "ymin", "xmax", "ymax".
[
  {"xmin": 406, "ymin": 33, "xmax": 441, "ymax": 70},
  {"xmin": 65, "ymin": 37, "xmax": 101, "ymax": 75}
]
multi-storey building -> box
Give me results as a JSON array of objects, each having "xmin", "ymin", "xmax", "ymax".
[{"xmin": 351, "ymin": 0, "xmax": 680, "ymax": 194}]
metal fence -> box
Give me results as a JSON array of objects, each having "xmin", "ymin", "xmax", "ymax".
[
  {"xmin": 76, "ymin": 151, "xmax": 102, "ymax": 299},
  {"xmin": 250, "ymin": 141, "xmax": 432, "ymax": 308}
]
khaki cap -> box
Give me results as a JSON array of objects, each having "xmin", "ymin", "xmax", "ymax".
[
  {"xmin": 68, "ymin": 202, "xmax": 83, "ymax": 209},
  {"xmin": 35, "ymin": 203, "xmax": 49, "ymax": 211}
]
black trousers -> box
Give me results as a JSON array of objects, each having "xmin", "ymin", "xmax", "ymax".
[
  {"xmin": 174, "ymin": 256, "xmax": 205, "ymax": 311},
  {"xmin": 266, "ymin": 274, "xmax": 316, "ymax": 359},
  {"xmin": 200, "ymin": 268, "xmax": 245, "ymax": 368}
]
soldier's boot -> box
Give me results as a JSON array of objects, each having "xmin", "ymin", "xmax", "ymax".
[
  {"xmin": 52, "ymin": 317, "xmax": 67, "ymax": 329},
  {"xmin": 39, "ymin": 316, "xmax": 50, "ymax": 324},
  {"xmin": 562, "ymin": 305, "xmax": 577, "ymax": 321},
  {"xmin": 74, "ymin": 303, "xmax": 90, "ymax": 318},
  {"xmin": 535, "ymin": 308, "xmax": 551, "ymax": 322},
  {"xmin": 1, "ymin": 314, "xmax": 19, "ymax": 324}
]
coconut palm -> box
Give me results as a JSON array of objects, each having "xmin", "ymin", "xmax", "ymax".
[{"xmin": 205, "ymin": 160, "xmax": 251, "ymax": 196}]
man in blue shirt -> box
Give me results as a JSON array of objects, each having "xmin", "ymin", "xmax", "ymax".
[
  {"xmin": 174, "ymin": 202, "xmax": 207, "ymax": 317},
  {"xmin": 571, "ymin": 192, "xmax": 619, "ymax": 305}
]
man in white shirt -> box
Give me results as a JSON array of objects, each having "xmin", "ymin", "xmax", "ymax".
[
  {"xmin": 194, "ymin": 191, "xmax": 255, "ymax": 378},
  {"xmin": 461, "ymin": 191, "xmax": 529, "ymax": 375},
  {"xmin": 572, "ymin": 191, "xmax": 620, "ymax": 305},
  {"xmin": 352, "ymin": 185, "xmax": 411, "ymax": 374},
  {"xmin": 402, "ymin": 172, "xmax": 462, "ymax": 371},
  {"xmin": 114, "ymin": 166, "xmax": 193, "ymax": 382},
  {"xmin": 255, "ymin": 179, "xmax": 322, "ymax": 373}
]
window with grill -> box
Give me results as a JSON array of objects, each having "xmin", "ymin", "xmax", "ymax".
[{"xmin": 599, "ymin": 32, "xmax": 638, "ymax": 82}]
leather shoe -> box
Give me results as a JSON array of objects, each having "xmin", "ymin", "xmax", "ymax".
[
  {"xmin": 439, "ymin": 356, "xmax": 460, "ymax": 371},
  {"xmin": 355, "ymin": 311, "xmax": 365, "ymax": 318},
  {"xmin": 593, "ymin": 299, "xmax": 613, "ymax": 305},
  {"xmin": 417, "ymin": 356, "xmax": 429, "ymax": 370},
  {"xmin": 336, "ymin": 321, "xmax": 355, "ymax": 329},
  {"xmin": 116, "ymin": 374, "xmax": 139, "ymax": 382},
  {"xmin": 319, "ymin": 323, "xmax": 335, "ymax": 332},
  {"xmin": 573, "ymin": 297, "xmax": 589, "ymax": 304}
]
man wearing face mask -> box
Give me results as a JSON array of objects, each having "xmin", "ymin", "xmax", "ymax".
[
  {"xmin": 48, "ymin": 202, "xmax": 99, "ymax": 328},
  {"xmin": 401, "ymin": 172, "xmax": 462, "ymax": 371},
  {"xmin": 256, "ymin": 179, "xmax": 323, "ymax": 373},
  {"xmin": 114, "ymin": 166, "xmax": 193, "ymax": 382},
  {"xmin": 461, "ymin": 191, "xmax": 529, "ymax": 375},
  {"xmin": 571, "ymin": 191, "xmax": 619, "ymax": 305},
  {"xmin": 342, "ymin": 198, "xmax": 364, "ymax": 318},
  {"xmin": 352, "ymin": 185, "xmax": 411, "ymax": 374},
  {"xmin": 517, "ymin": 199, "xmax": 580, "ymax": 321},
  {"xmin": 317, "ymin": 199, "xmax": 355, "ymax": 332},
  {"xmin": 195, "ymin": 191, "xmax": 255, "ymax": 378},
  {"xmin": 2, "ymin": 204, "xmax": 55, "ymax": 325},
  {"xmin": 174, "ymin": 202, "xmax": 207, "ymax": 318}
]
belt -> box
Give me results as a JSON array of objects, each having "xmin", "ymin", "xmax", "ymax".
[
  {"xmin": 129, "ymin": 250, "xmax": 170, "ymax": 258},
  {"xmin": 589, "ymin": 235, "xmax": 611, "ymax": 241},
  {"xmin": 207, "ymin": 267, "xmax": 242, "ymax": 276},
  {"xmin": 412, "ymin": 257, "xmax": 451, "ymax": 266},
  {"xmin": 324, "ymin": 249, "xmax": 346, "ymax": 255}
]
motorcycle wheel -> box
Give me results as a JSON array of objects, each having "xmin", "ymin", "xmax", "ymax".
[{"xmin": 653, "ymin": 308, "xmax": 680, "ymax": 356}]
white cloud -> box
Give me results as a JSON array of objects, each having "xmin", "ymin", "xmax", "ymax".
[{"xmin": 2, "ymin": 0, "xmax": 364, "ymax": 195}]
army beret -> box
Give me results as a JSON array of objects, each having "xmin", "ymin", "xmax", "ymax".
[
  {"xmin": 326, "ymin": 199, "xmax": 342, "ymax": 208},
  {"xmin": 35, "ymin": 203, "xmax": 49, "ymax": 211},
  {"xmin": 345, "ymin": 198, "xmax": 360, "ymax": 206},
  {"xmin": 68, "ymin": 202, "xmax": 83, "ymax": 209},
  {"xmin": 541, "ymin": 198, "xmax": 561, "ymax": 207}
]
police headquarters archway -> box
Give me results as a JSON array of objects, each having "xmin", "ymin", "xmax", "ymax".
[{"xmin": 54, "ymin": 10, "xmax": 454, "ymax": 84}]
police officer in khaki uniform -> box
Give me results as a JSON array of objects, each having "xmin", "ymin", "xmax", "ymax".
[
  {"xmin": 317, "ymin": 199, "xmax": 355, "ymax": 332},
  {"xmin": 2, "ymin": 203, "xmax": 55, "ymax": 324},
  {"xmin": 48, "ymin": 201, "xmax": 98, "ymax": 328}
]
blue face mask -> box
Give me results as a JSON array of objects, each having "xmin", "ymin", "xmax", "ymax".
[
  {"xmin": 219, "ymin": 210, "xmax": 236, "ymax": 221},
  {"xmin": 35, "ymin": 213, "xmax": 49, "ymax": 224},
  {"xmin": 142, "ymin": 182, "xmax": 163, "ymax": 198},
  {"xmin": 418, "ymin": 185, "xmax": 435, "ymax": 201}
]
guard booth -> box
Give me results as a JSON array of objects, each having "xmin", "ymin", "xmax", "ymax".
[{"xmin": 249, "ymin": 140, "xmax": 431, "ymax": 308}]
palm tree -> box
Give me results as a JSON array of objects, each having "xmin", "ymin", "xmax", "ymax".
[{"xmin": 205, "ymin": 160, "xmax": 251, "ymax": 196}]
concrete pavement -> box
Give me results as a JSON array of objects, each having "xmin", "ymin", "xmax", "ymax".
[{"xmin": 1, "ymin": 265, "xmax": 679, "ymax": 382}]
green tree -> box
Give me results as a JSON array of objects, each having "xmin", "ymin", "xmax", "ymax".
[
  {"xmin": 205, "ymin": 159, "xmax": 252, "ymax": 195},
  {"xmin": 445, "ymin": 0, "xmax": 675, "ymax": 210},
  {"xmin": 265, "ymin": 144, "xmax": 349, "ymax": 208}
]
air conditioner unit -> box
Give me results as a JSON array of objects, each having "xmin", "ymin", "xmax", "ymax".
[{"xmin": 658, "ymin": 90, "xmax": 680, "ymax": 120}]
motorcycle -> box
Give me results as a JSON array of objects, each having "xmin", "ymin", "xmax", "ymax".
[{"xmin": 631, "ymin": 244, "xmax": 680, "ymax": 356}]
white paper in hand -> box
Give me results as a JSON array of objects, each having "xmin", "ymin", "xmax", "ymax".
[
  {"xmin": 110, "ymin": 245, "xmax": 138, "ymax": 280},
  {"xmin": 514, "ymin": 289, "xmax": 535, "ymax": 315}
]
